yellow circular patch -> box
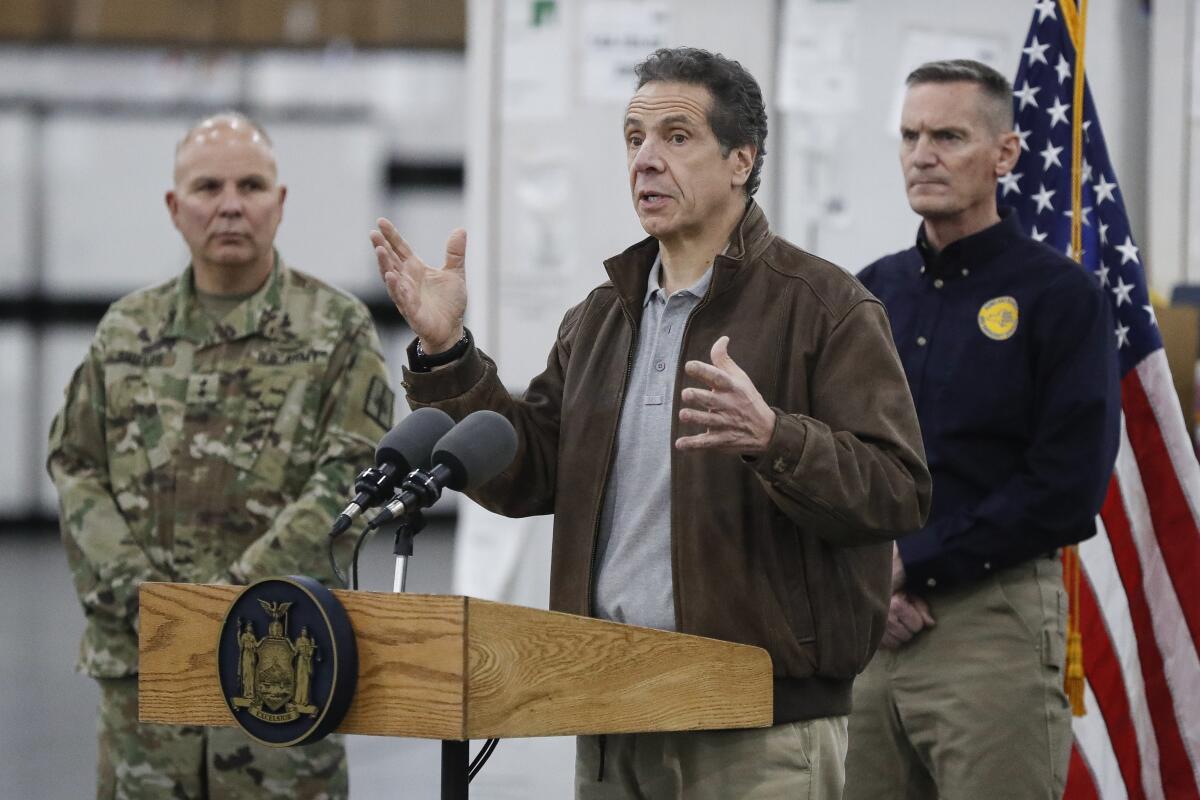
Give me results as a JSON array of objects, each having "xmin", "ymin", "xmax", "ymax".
[{"xmin": 978, "ymin": 296, "xmax": 1019, "ymax": 341}]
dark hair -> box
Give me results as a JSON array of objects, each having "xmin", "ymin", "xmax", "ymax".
[
  {"xmin": 634, "ymin": 47, "xmax": 768, "ymax": 197},
  {"xmin": 905, "ymin": 59, "xmax": 1014, "ymax": 132}
]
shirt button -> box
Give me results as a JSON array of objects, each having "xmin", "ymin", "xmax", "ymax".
[
  {"xmin": 654, "ymin": 361, "xmax": 666, "ymax": 372},
  {"xmin": 665, "ymin": 324, "xmax": 672, "ymax": 333},
  {"xmin": 917, "ymin": 336, "xmax": 928, "ymax": 346},
  {"xmin": 962, "ymin": 268, "xmax": 970, "ymax": 276},
  {"xmin": 926, "ymin": 578, "xmax": 937, "ymax": 588},
  {"xmin": 983, "ymin": 562, "xmax": 992, "ymax": 571},
  {"xmin": 933, "ymin": 278, "xmax": 944, "ymax": 289}
]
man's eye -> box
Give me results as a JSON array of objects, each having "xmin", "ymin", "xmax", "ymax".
[
  {"xmin": 628, "ymin": 135, "xmax": 643, "ymax": 147},
  {"xmin": 240, "ymin": 179, "xmax": 266, "ymax": 191},
  {"xmin": 671, "ymin": 133, "xmax": 686, "ymax": 144}
]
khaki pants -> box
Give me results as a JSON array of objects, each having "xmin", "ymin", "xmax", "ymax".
[
  {"xmin": 844, "ymin": 557, "xmax": 1072, "ymax": 800},
  {"xmin": 96, "ymin": 677, "xmax": 348, "ymax": 799},
  {"xmin": 575, "ymin": 716, "xmax": 848, "ymax": 799}
]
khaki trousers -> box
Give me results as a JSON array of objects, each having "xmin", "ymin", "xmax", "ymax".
[
  {"xmin": 844, "ymin": 557, "xmax": 1072, "ymax": 800},
  {"xmin": 96, "ymin": 677, "xmax": 348, "ymax": 799},
  {"xmin": 575, "ymin": 716, "xmax": 848, "ymax": 799}
]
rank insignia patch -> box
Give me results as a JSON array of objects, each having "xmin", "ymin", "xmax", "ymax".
[
  {"xmin": 364, "ymin": 375, "xmax": 395, "ymax": 431},
  {"xmin": 978, "ymin": 296, "xmax": 1019, "ymax": 341},
  {"xmin": 216, "ymin": 576, "xmax": 356, "ymax": 747}
]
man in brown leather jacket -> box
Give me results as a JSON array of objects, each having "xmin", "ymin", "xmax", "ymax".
[{"xmin": 372, "ymin": 47, "xmax": 931, "ymax": 800}]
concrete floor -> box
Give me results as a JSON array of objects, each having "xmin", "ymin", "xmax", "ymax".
[{"xmin": 1, "ymin": 524, "xmax": 573, "ymax": 799}]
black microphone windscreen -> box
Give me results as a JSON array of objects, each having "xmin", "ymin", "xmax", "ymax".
[
  {"xmin": 375, "ymin": 407, "xmax": 456, "ymax": 472},
  {"xmin": 431, "ymin": 410, "xmax": 518, "ymax": 491}
]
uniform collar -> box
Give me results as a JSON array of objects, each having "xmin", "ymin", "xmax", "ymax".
[
  {"xmin": 916, "ymin": 207, "xmax": 1023, "ymax": 278},
  {"xmin": 164, "ymin": 251, "xmax": 287, "ymax": 344}
]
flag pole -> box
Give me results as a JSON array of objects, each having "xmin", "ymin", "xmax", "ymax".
[{"xmin": 1057, "ymin": 0, "xmax": 1089, "ymax": 717}]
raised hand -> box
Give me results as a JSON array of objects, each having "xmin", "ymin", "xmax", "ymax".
[
  {"xmin": 676, "ymin": 336, "xmax": 776, "ymax": 455},
  {"xmin": 371, "ymin": 218, "xmax": 468, "ymax": 353}
]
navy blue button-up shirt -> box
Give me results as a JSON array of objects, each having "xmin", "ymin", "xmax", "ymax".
[{"xmin": 858, "ymin": 210, "xmax": 1120, "ymax": 592}]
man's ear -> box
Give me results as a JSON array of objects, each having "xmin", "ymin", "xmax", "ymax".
[
  {"xmin": 995, "ymin": 131, "xmax": 1021, "ymax": 177},
  {"xmin": 165, "ymin": 190, "xmax": 179, "ymax": 223},
  {"xmin": 730, "ymin": 144, "xmax": 756, "ymax": 189}
]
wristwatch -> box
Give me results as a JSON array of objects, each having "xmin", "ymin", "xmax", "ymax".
[{"xmin": 408, "ymin": 328, "xmax": 472, "ymax": 372}]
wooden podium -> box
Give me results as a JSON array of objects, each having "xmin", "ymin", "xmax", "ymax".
[{"xmin": 139, "ymin": 582, "xmax": 774, "ymax": 796}]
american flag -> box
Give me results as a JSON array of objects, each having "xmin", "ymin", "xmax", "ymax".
[{"xmin": 1006, "ymin": 1, "xmax": 1200, "ymax": 797}]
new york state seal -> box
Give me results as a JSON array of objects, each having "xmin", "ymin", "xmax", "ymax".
[{"xmin": 216, "ymin": 576, "xmax": 357, "ymax": 747}]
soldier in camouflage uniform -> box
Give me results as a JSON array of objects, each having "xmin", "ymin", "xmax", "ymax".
[{"xmin": 47, "ymin": 112, "xmax": 394, "ymax": 799}]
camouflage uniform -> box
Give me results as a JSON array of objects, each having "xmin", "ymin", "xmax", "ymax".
[{"xmin": 48, "ymin": 257, "xmax": 394, "ymax": 799}]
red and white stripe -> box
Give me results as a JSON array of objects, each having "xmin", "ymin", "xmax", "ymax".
[{"xmin": 1066, "ymin": 351, "xmax": 1200, "ymax": 799}]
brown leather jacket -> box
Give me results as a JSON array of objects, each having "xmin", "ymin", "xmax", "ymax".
[{"xmin": 402, "ymin": 203, "xmax": 931, "ymax": 722}]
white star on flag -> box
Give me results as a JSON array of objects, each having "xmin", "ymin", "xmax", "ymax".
[
  {"xmin": 998, "ymin": 171, "xmax": 1023, "ymax": 196},
  {"xmin": 1094, "ymin": 175, "xmax": 1117, "ymax": 204},
  {"xmin": 1114, "ymin": 322, "xmax": 1130, "ymax": 348},
  {"xmin": 1144, "ymin": 305, "xmax": 1157, "ymax": 325},
  {"xmin": 1040, "ymin": 142, "xmax": 1064, "ymax": 170},
  {"xmin": 1031, "ymin": 226, "xmax": 1048, "ymax": 242},
  {"xmin": 1023, "ymin": 37, "xmax": 1050, "ymax": 66},
  {"xmin": 1096, "ymin": 263, "xmax": 1110, "ymax": 287},
  {"xmin": 1047, "ymin": 96, "xmax": 1071, "ymax": 128},
  {"xmin": 1112, "ymin": 276, "xmax": 1134, "ymax": 306},
  {"xmin": 1063, "ymin": 205, "xmax": 1092, "ymax": 226},
  {"xmin": 1054, "ymin": 54, "xmax": 1071, "ymax": 84},
  {"xmin": 1014, "ymin": 81, "xmax": 1041, "ymax": 110},
  {"xmin": 1013, "ymin": 123, "xmax": 1032, "ymax": 152},
  {"xmin": 1033, "ymin": 0, "xmax": 1057, "ymax": 22},
  {"xmin": 1115, "ymin": 236, "xmax": 1140, "ymax": 264},
  {"xmin": 1081, "ymin": 158, "xmax": 1092, "ymax": 183},
  {"xmin": 1032, "ymin": 184, "xmax": 1056, "ymax": 213},
  {"xmin": 1099, "ymin": 221, "xmax": 1109, "ymax": 245}
]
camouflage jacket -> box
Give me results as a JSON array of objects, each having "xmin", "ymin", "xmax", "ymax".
[{"xmin": 47, "ymin": 258, "xmax": 394, "ymax": 678}]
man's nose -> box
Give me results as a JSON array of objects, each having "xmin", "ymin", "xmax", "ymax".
[
  {"xmin": 216, "ymin": 186, "xmax": 244, "ymax": 215},
  {"xmin": 631, "ymin": 138, "xmax": 664, "ymax": 172},
  {"xmin": 910, "ymin": 136, "xmax": 938, "ymax": 166}
]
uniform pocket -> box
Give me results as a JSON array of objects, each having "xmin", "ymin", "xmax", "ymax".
[{"xmin": 228, "ymin": 368, "xmax": 314, "ymax": 490}]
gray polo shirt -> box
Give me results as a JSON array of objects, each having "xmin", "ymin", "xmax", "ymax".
[{"xmin": 593, "ymin": 255, "xmax": 713, "ymax": 631}]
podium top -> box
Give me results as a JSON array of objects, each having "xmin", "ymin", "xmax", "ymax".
[{"xmin": 138, "ymin": 582, "xmax": 773, "ymax": 740}]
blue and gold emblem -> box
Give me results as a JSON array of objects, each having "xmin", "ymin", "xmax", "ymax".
[
  {"xmin": 217, "ymin": 576, "xmax": 356, "ymax": 747},
  {"xmin": 978, "ymin": 296, "xmax": 1019, "ymax": 341}
]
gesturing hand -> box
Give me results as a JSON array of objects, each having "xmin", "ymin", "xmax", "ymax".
[
  {"xmin": 371, "ymin": 218, "xmax": 468, "ymax": 353},
  {"xmin": 675, "ymin": 336, "xmax": 776, "ymax": 455},
  {"xmin": 879, "ymin": 592, "xmax": 936, "ymax": 649}
]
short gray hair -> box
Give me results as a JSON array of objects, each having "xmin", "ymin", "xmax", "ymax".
[{"xmin": 906, "ymin": 59, "xmax": 1013, "ymax": 132}]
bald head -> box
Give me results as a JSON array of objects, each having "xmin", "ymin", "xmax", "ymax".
[
  {"xmin": 166, "ymin": 111, "xmax": 286, "ymax": 295},
  {"xmin": 174, "ymin": 112, "xmax": 276, "ymax": 185}
]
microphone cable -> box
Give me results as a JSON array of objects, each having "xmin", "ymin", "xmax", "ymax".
[{"xmin": 469, "ymin": 737, "xmax": 500, "ymax": 782}]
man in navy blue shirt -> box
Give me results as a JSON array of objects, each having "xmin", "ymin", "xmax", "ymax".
[{"xmin": 843, "ymin": 60, "xmax": 1120, "ymax": 800}]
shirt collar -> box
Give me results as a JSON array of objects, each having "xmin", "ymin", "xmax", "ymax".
[
  {"xmin": 642, "ymin": 251, "xmax": 717, "ymax": 308},
  {"xmin": 916, "ymin": 207, "xmax": 1024, "ymax": 276}
]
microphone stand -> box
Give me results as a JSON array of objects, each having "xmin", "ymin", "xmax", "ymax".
[{"xmin": 379, "ymin": 509, "xmax": 469, "ymax": 800}]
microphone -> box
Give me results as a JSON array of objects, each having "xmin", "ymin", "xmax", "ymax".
[
  {"xmin": 328, "ymin": 407, "xmax": 455, "ymax": 538},
  {"xmin": 368, "ymin": 410, "xmax": 518, "ymax": 529}
]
